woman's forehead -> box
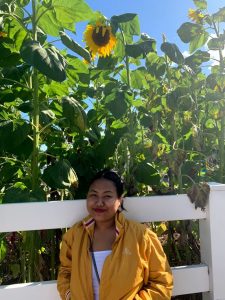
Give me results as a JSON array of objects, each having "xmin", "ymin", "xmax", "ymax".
[{"xmin": 88, "ymin": 178, "xmax": 116, "ymax": 191}]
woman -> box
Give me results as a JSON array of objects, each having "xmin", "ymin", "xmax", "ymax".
[{"xmin": 57, "ymin": 169, "xmax": 173, "ymax": 300}]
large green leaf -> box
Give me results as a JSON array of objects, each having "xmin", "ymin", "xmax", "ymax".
[
  {"xmin": 212, "ymin": 7, "xmax": 225, "ymax": 23},
  {"xmin": 185, "ymin": 50, "xmax": 210, "ymax": 69},
  {"xmin": 161, "ymin": 42, "xmax": 184, "ymax": 65},
  {"xmin": 111, "ymin": 13, "xmax": 140, "ymax": 37},
  {"xmin": 193, "ymin": 0, "xmax": 207, "ymax": 10},
  {"xmin": 42, "ymin": 159, "xmax": 78, "ymax": 190},
  {"xmin": 2, "ymin": 182, "xmax": 46, "ymax": 203},
  {"xmin": 0, "ymin": 89, "xmax": 15, "ymax": 103},
  {"xmin": 177, "ymin": 22, "xmax": 202, "ymax": 43},
  {"xmin": 0, "ymin": 121, "xmax": 31, "ymax": 154},
  {"xmin": 53, "ymin": 0, "xmax": 94, "ymax": 26},
  {"xmin": 146, "ymin": 52, "xmax": 166, "ymax": 78},
  {"xmin": 134, "ymin": 161, "xmax": 160, "ymax": 185},
  {"xmin": 130, "ymin": 68, "xmax": 148, "ymax": 89},
  {"xmin": 37, "ymin": 0, "xmax": 94, "ymax": 36},
  {"xmin": 114, "ymin": 32, "xmax": 125, "ymax": 61},
  {"xmin": 62, "ymin": 96, "xmax": 87, "ymax": 132},
  {"xmin": 2, "ymin": 182, "xmax": 30, "ymax": 203},
  {"xmin": 37, "ymin": 7, "xmax": 61, "ymax": 36},
  {"xmin": 207, "ymin": 37, "xmax": 224, "ymax": 50},
  {"xmin": 20, "ymin": 40, "xmax": 66, "ymax": 82},
  {"xmin": 60, "ymin": 31, "xmax": 91, "ymax": 62},
  {"xmin": 105, "ymin": 91, "xmax": 128, "ymax": 119},
  {"xmin": 125, "ymin": 39, "xmax": 156, "ymax": 58},
  {"xmin": 189, "ymin": 31, "xmax": 209, "ymax": 53}
]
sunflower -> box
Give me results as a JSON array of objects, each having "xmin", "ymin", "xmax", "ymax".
[
  {"xmin": 188, "ymin": 9, "xmax": 204, "ymax": 23},
  {"xmin": 84, "ymin": 21, "xmax": 116, "ymax": 58}
]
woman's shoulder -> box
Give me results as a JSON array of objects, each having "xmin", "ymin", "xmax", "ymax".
[
  {"xmin": 62, "ymin": 219, "xmax": 84, "ymax": 241},
  {"xmin": 125, "ymin": 217, "xmax": 158, "ymax": 241}
]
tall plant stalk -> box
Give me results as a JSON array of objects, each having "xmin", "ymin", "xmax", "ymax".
[{"xmin": 31, "ymin": 0, "xmax": 40, "ymax": 192}]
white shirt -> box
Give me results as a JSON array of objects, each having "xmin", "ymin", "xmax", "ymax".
[{"xmin": 91, "ymin": 250, "xmax": 112, "ymax": 300}]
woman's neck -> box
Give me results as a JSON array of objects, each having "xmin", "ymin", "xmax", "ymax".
[{"xmin": 95, "ymin": 219, "xmax": 115, "ymax": 231}]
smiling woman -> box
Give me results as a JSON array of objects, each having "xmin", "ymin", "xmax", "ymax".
[{"xmin": 57, "ymin": 169, "xmax": 173, "ymax": 300}]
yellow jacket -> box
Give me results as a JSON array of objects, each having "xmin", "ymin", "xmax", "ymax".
[{"xmin": 57, "ymin": 212, "xmax": 173, "ymax": 300}]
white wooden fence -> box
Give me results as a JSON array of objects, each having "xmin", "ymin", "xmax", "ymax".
[{"xmin": 0, "ymin": 183, "xmax": 225, "ymax": 299}]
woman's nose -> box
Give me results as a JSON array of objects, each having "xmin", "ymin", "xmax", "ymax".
[{"xmin": 95, "ymin": 197, "xmax": 104, "ymax": 205}]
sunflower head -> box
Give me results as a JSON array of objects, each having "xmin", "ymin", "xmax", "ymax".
[
  {"xmin": 188, "ymin": 9, "xmax": 204, "ymax": 23},
  {"xmin": 84, "ymin": 21, "xmax": 116, "ymax": 58}
]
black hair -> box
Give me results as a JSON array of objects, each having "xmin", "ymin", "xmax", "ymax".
[{"xmin": 89, "ymin": 168, "xmax": 126, "ymax": 211}]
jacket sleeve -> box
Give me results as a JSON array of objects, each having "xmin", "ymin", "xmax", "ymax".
[
  {"xmin": 134, "ymin": 229, "xmax": 173, "ymax": 300},
  {"xmin": 57, "ymin": 229, "xmax": 73, "ymax": 300}
]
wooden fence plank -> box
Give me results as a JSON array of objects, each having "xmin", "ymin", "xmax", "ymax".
[
  {"xmin": 0, "ymin": 195, "xmax": 206, "ymax": 233},
  {"xmin": 0, "ymin": 264, "xmax": 209, "ymax": 298}
]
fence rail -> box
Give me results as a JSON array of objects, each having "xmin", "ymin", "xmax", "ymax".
[{"xmin": 0, "ymin": 183, "xmax": 225, "ymax": 299}]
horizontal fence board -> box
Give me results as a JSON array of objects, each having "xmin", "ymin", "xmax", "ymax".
[
  {"xmin": 0, "ymin": 264, "xmax": 209, "ymax": 298},
  {"xmin": 172, "ymin": 264, "xmax": 209, "ymax": 296},
  {"xmin": 0, "ymin": 195, "xmax": 206, "ymax": 232}
]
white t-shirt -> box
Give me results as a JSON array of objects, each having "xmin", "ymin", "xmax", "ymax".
[{"xmin": 92, "ymin": 250, "xmax": 112, "ymax": 300}]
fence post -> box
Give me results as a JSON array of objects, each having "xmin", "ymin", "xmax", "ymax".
[{"xmin": 199, "ymin": 183, "xmax": 225, "ymax": 300}]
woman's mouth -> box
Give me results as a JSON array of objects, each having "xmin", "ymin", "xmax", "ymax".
[{"xmin": 93, "ymin": 208, "xmax": 106, "ymax": 213}]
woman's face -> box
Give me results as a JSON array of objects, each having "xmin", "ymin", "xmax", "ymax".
[{"xmin": 86, "ymin": 178, "xmax": 122, "ymax": 224}]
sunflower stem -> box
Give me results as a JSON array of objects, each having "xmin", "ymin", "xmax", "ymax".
[{"xmin": 119, "ymin": 26, "xmax": 131, "ymax": 89}]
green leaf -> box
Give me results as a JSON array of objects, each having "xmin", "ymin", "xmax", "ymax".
[
  {"xmin": 18, "ymin": 101, "xmax": 33, "ymax": 113},
  {"xmin": 135, "ymin": 161, "xmax": 160, "ymax": 185},
  {"xmin": 212, "ymin": 7, "xmax": 225, "ymax": 23},
  {"xmin": 105, "ymin": 91, "xmax": 128, "ymax": 119},
  {"xmin": 2, "ymin": 182, "xmax": 30, "ymax": 203},
  {"xmin": 110, "ymin": 119, "xmax": 127, "ymax": 129},
  {"xmin": 189, "ymin": 31, "xmax": 209, "ymax": 53},
  {"xmin": 207, "ymin": 37, "xmax": 224, "ymax": 50},
  {"xmin": 62, "ymin": 96, "xmax": 87, "ymax": 132},
  {"xmin": 111, "ymin": 13, "xmax": 140, "ymax": 37},
  {"xmin": 130, "ymin": 68, "xmax": 148, "ymax": 89},
  {"xmin": 114, "ymin": 32, "xmax": 125, "ymax": 61},
  {"xmin": 146, "ymin": 52, "xmax": 166, "ymax": 78},
  {"xmin": 37, "ymin": 7, "xmax": 61, "ymax": 36},
  {"xmin": 161, "ymin": 42, "xmax": 184, "ymax": 65},
  {"xmin": 20, "ymin": 40, "xmax": 66, "ymax": 82},
  {"xmin": 193, "ymin": 0, "xmax": 207, "ymax": 10},
  {"xmin": 0, "ymin": 240, "xmax": 7, "ymax": 262},
  {"xmin": 60, "ymin": 31, "xmax": 91, "ymax": 62},
  {"xmin": 97, "ymin": 55, "xmax": 118, "ymax": 70},
  {"xmin": 177, "ymin": 22, "xmax": 202, "ymax": 43},
  {"xmin": 185, "ymin": 50, "xmax": 210, "ymax": 69},
  {"xmin": 53, "ymin": 0, "xmax": 94, "ymax": 27},
  {"xmin": 37, "ymin": 0, "xmax": 94, "ymax": 36},
  {"xmin": 125, "ymin": 39, "xmax": 156, "ymax": 58},
  {"xmin": 42, "ymin": 159, "xmax": 78, "ymax": 190},
  {"xmin": 0, "ymin": 121, "xmax": 32, "ymax": 157},
  {"xmin": 0, "ymin": 89, "xmax": 15, "ymax": 103}
]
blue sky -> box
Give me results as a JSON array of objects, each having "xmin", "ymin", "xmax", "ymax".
[{"xmin": 76, "ymin": 0, "xmax": 225, "ymax": 53}]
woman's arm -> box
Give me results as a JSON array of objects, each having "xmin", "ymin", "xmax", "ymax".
[
  {"xmin": 135, "ymin": 229, "xmax": 173, "ymax": 300},
  {"xmin": 57, "ymin": 232, "xmax": 73, "ymax": 300}
]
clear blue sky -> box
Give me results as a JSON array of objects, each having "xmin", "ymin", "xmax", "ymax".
[{"xmin": 76, "ymin": 0, "xmax": 225, "ymax": 53}]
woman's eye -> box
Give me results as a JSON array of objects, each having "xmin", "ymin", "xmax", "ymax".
[{"xmin": 89, "ymin": 194, "xmax": 97, "ymax": 198}]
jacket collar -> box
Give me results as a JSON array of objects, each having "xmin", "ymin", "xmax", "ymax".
[{"xmin": 82, "ymin": 212, "xmax": 125, "ymax": 240}]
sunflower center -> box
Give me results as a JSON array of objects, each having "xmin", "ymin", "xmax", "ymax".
[{"xmin": 92, "ymin": 26, "xmax": 110, "ymax": 46}]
